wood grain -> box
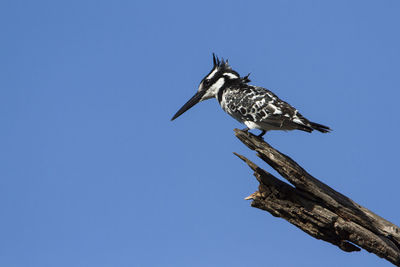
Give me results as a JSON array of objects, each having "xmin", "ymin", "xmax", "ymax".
[{"xmin": 234, "ymin": 129, "xmax": 400, "ymax": 266}]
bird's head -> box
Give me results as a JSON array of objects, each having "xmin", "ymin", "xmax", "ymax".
[{"xmin": 171, "ymin": 54, "xmax": 250, "ymax": 121}]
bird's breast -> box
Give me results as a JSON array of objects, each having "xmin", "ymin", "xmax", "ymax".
[{"xmin": 217, "ymin": 89, "xmax": 248, "ymax": 123}]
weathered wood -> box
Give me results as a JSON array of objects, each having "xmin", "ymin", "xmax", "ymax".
[{"xmin": 234, "ymin": 129, "xmax": 400, "ymax": 266}]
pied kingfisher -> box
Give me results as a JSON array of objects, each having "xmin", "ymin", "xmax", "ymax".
[{"xmin": 171, "ymin": 54, "xmax": 331, "ymax": 137}]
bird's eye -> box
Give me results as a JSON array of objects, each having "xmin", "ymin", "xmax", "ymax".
[{"xmin": 203, "ymin": 79, "xmax": 211, "ymax": 86}]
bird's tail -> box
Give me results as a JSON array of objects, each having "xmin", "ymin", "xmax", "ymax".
[{"xmin": 309, "ymin": 121, "xmax": 331, "ymax": 133}]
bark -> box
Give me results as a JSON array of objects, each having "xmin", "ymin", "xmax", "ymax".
[{"xmin": 234, "ymin": 129, "xmax": 400, "ymax": 266}]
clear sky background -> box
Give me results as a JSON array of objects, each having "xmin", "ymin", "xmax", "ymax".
[{"xmin": 1, "ymin": 1, "xmax": 400, "ymax": 266}]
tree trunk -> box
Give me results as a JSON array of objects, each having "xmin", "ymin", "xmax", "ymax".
[{"xmin": 234, "ymin": 129, "xmax": 400, "ymax": 266}]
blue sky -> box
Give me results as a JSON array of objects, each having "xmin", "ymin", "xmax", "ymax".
[{"xmin": 1, "ymin": 0, "xmax": 400, "ymax": 266}]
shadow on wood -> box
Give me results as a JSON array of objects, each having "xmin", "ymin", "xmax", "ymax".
[{"xmin": 234, "ymin": 129, "xmax": 400, "ymax": 266}]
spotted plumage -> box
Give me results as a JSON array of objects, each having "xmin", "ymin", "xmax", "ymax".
[{"xmin": 171, "ymin": 54, "xmax": 331, "ymax": 137}]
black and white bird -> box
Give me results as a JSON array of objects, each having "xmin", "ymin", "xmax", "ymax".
[{"xmin": 171, "ymin": 54, "xmax": 331, "ymax": 137}]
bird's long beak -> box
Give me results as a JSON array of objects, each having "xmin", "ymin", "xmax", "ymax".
[{"xmin": 171, "ymin": 90, "xmax": 205, "ymax": 121}]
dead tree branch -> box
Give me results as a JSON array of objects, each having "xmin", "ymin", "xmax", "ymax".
[{"xmin": 234, "ymin": 129, "xmax": 400, "ymax": 266}]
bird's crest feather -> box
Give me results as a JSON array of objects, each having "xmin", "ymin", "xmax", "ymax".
[{"xmin": 212, "ymin": 53, "xmax": 231, "ymax": 69}]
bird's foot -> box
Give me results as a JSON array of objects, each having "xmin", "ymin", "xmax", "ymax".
[
  {"xmin": 257, "ymin": 130, "xmax": 266, "ymax": 139},
  {"xmin": 241, "ymin": 127, "xmax": 250, "ymax": 133}
]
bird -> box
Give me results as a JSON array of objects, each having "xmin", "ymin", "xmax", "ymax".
[{"xmin": 171, "ymin": 54, "xmax": 331, "ymax": 137}]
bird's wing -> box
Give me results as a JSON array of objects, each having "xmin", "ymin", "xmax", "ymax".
[
  {"xmin": 227, "ymin": 85, "xmax": 314, "ymax": 131},
  {"xmin": 255, "ymin": 87, "xmax": 315, "ymax": 131}
]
